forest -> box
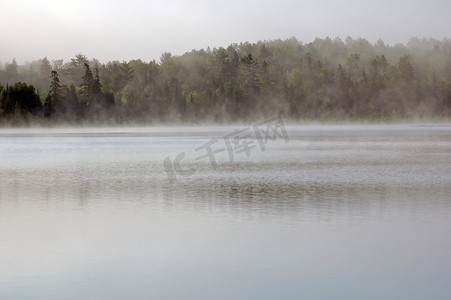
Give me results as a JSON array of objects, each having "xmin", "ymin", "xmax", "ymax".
[{"xmin": 1, "ymin": 36, "xmax": 451, "ymax": 125}]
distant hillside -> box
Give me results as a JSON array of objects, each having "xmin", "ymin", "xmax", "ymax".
[{"xmin": 1, "ymin": 36, "xmax": 451, "ymax": 125}]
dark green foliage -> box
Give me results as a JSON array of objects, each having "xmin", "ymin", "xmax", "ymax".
[
  {"xmin": 80, "ymin": 63, "xmax": 94, "ymax": 97},
  {"xmin": 0, "ymin": 82, "xmax": 41, "ymax": 118},
  {"xmin": 1, "ymin": 36, "xmax": 451, "ymax": 124},
  {"xmin": 49, "ymin": 71, "xmax": 61, "ymax": 97},
  {"xmin": 44, "ymin": 71, "xmax": 63, "ymax": 118}
]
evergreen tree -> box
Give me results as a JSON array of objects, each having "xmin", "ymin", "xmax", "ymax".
[
  {"xmin": 81, "ymin": 63, "xmax": 94, "ymax": 94},
  {"xmin": 1, "ymin": 37, "xmax": 451, "ymax": 123},
  {"xmin": 1, "ymin": 82, "xmax": 41, "ymax": 117},
  {"xmin": 49, "ymin": 71, "xmax": 62, "ymax": 98},
  {"xmin": 93, "ymin": 67, "xmax": 102, "ymax": 95},
  {"xmin": 44, "ymin": 70, "xmax": 64, "ymax": 118}
]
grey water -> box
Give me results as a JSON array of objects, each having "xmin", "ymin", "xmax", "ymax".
[{"xmin": 1, "ymin": 124, "xmax": 451, "ymax": 300}]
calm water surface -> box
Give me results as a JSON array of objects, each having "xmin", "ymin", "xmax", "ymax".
[{"xmin": 1, "ymin": 125, "xmax": 451, "ymax": 300}]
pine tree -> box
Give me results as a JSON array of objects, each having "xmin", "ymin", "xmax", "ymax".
[
  {"xmin": 49, "ymin": 71, "xmax": 61, "ymax": 98},
  {"xmin": 43, "ymin": 70, "xmax": 62, "ymax": 118},
  {"xmin": 81, "ymin": 63, "xmax": 94, "ymax": 95},
  {"xmin": 92, "ymin": 67, "xmax": 102, "ymax": 95}
]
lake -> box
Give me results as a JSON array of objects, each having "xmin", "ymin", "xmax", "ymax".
[{"xmin": 1, "ymin": 124, "xmax": 451, "ymax": 300}]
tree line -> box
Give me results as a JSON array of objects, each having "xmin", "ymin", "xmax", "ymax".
[{"xmin": 1, "ymin": 36, "xmax": 451, "ymax": 125}]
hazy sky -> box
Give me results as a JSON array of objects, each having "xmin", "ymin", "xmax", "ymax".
[{"xmin": 1, "ymin": 0, "xmax": 450, "ymax": 64}]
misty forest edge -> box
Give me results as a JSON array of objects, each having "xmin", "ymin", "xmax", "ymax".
[{"xmin": 1, "ymin": 36, "xmax": 451, "ymax": 125}]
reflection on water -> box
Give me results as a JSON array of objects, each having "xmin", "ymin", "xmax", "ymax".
[{"xmin": 1, "ymin": 125, "xmax": 451, "ymax": 300}]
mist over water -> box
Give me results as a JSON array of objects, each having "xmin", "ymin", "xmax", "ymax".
[
  {"xmin": 2, "ymin": 0, "xmax": 451, "ymax": 297},
  {"xmin": 1, "ymin": 124, "xmax": 450, "ymax": 299},
  {"xmin": 2, "ymin": 37, "xmax": 451, "ymax": 127}
]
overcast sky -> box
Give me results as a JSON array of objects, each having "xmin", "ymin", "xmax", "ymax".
[{"xmin": 1, "ymin": 0, "xmax": 450, "ymax": 64}]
